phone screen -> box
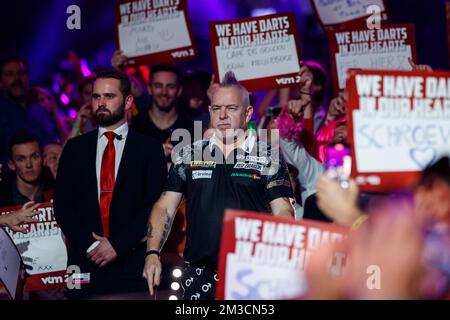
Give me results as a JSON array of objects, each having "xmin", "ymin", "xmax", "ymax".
[{"xmin": 325, "ymin": 142, "xmax": 352, "ymax": 188}]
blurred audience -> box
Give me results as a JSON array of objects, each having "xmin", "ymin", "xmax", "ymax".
[
  {"xmin": 0, "ymin": 57, "xmax": 61, "ymax": 167},
  {"xmin": 307, "ymin": 156, "xmax": 450, "ymax": 299},
  {"xmin": 179, "ymin": 72, "xmax": 210, "ymax": 130},
  {"xmin": 29, "ymin": 87, "xmax": 69, "ymax": 142},
  {"xmin": 43, "ymin": 142, "xmax": 62, "ymax": 179}
]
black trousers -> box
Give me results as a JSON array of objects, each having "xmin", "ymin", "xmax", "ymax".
[{"xmin": 181, "ymin": 264, "xmax": 219, "ymax": 300}]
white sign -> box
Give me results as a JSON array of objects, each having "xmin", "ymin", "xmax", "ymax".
[
  {"xmin": 312, "ymin": 0, "xmax": 385, "ymax": 26},
  {"xmin": 332, "ymin": 25, "xmax": 416, "ymax": 89},
  {"xmin": 0, "ymin": 228, "xmax": 22, "ymax": 299},
  {"xmin": 336, "ymin": 47, "xmax": 412, "ymax": 89},
  {"xmin": 215, "ymin": 35, "xmax": 299, "ymax": 82},
  {"xmin": 225, "ymin": 253, "xmax": 307, "ymax": 300},
  {"xmin": 352, "ymin": 73, "xmax": 450, "ymax": 173},
  {"xmin": 353, "ymin": 110, "xmax": 450, "ymax": 172},
  {"xmin": 118, "ymin": 11, "xmax": 192, "ymax": 58},
  {"xmin": 209, "ymin": 13, "xmax": 302, "ymax": 91},
  {"xmin": 0, "ymin": 204, "xmax": 67, "ymax": 290}
]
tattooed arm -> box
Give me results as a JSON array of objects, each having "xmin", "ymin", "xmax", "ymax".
[
  {"xmin": 270, "ymin": 197, "xmax": 295, "ymax": 220},
  {"xmin": 143, "ymin": 191, "xmax": 183, "ymax": 296}
]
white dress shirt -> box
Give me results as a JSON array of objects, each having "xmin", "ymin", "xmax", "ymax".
[{"xmin": 96, "ymin": 122, "xmax": 129, "ymax": 201}]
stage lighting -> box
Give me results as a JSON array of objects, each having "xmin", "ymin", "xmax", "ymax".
[
  {"xmin": 171, "ymin": 282, "xmax": 180, "ymax": 291},
  {"xmin": 172, "ymin": 268, "xmax": 182, "ymax": 278}
]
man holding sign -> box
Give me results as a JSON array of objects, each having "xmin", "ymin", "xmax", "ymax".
[{"xmin": 143, "ymin": 72, "xmax": 295, "ymax": 300}]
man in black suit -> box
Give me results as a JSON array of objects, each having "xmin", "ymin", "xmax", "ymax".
[{"xmin": 54, "ymin": 69, "xmax": 167, "ymax": 299}]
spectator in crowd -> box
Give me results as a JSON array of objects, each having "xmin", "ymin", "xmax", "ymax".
[
  {"xmin": 308, "ymin": 156, "xmax": 449, "ymax": 299},
  {"xmin": 313, "ymin": 92, "xmax": 346, "ymax": 162},
  {"xmin": 66, "ymin": 76, "xmax": 97, "ymax": 139},
  {"xmin": 111, "ymin": 50, "xmax": 153, "ymax": 114},
  {"xmin": 43, "ymin": 142, "xmax": 62, "ymax": 179},
  {"xmin": 0, "ymin": 201, "xmax": 40, "ymax": 233},
  {"xmin": 0, "ymin": 132, "xmax": 54, "ymax": 207},
  {"xmin": 179, "ymin": 72, "xmax": 210, "ymax": 130},
  {"xmin": 256, "ymin": 60, "xmax": 327, "ymax": 132},
  {"xmin": 303, "ymin": 61, "xmax": 329, "ymax": 134},
  {"xmin": 143, "ymin": 71, "xmax": 295, "ymax": 300},
  {"xmin": 414, "ymin": 156, "xmax": 450, "ymax": 226},
  {"xmin": 0, "ymin": 162, "xmax": 40, "ymax": 232},
  {"xmin": 131, "ymin": 64, "xmax": 194, "ymax": 162},
  {"xmin": 54, "ymin": 69, "xmax": 167, "ymax": 299},
  {"xmin": 111, "ymin": 50, "xmax": 194, "ymax": 160},
  {"xmin": 279, "ymin": 121, "xmax": 348, "ymax": 220},
  {"xmin": 0, "ymin": 57, "xmax": 61, "ymax": 167},
  {"xmin": 77, "ymin": 76, "xmax": 96, "ymax": 107},
  {"xmin": 306, "ymin": 197, "xmax": 425, "ymax": 299},
  {"xmin": 29, "ymin": 87, "xmax": 69, "ymax": 142}
]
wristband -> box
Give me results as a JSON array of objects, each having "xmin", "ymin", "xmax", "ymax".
[{"xmin": 145, "ymin": 250, "xmax": 160, "ymax": 258}]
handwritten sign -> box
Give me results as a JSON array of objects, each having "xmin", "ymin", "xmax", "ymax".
[
  {"xmin": 329, "ymin": 24, "xmax": 417, "ymax": 91},
  {"xmin": 216, "ymin": 210, "xmax": 347, "ymax": 300},
  {"xmin": 311, "ymin": 0, "xmax": 388, "ymax": 27},
  {"xmin": 0, "ymin": 228, "xmax": 24, "ymax": 299},
  {"xmin": 346, "ymin": 69, "xmax": 450, "ymax": 192},
  {"xmin": 115, "ymin": 0, "xmax": 197, "ymax": 65},
  {"xmin": 209, "ymin": 13, "xmax": 301, "ymax": 91},
  {"xmin": 0, "ymin": 203, "xmax": 67, "ymax": 291}
]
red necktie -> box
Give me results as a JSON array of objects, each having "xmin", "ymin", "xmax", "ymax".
[{"xmin": 99, "ymin": 131, "xmax": 116, "ymax": 237}]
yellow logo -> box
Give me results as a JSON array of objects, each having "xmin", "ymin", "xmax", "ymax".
[{"xmin": 190, "ymin": 161, "xmax": 216, "ymax": 168}]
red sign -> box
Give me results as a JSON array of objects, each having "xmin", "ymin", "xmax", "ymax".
[
  {"xmin": 0, "ymin": 203, "xmax": 68, "ymax": 291},
  {"xmin": 115, "ymin": 0, "xmax": 197, "ymax": 65},
  {"xmin": 346, "ymin": 69, "xmax": 450, "ymax": 192},
  {"xmin": 209, "ymin": 13, "xmax": 302, "ymax": 92},
  {"xmin": 216, "ymin": 210, "xmax": 347, "ymax": 300},
  {"xmin": 328, "ymin": 23, "xmax": 417, "ymax": 93}
]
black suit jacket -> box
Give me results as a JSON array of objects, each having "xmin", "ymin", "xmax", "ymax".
[{"xmin": 54, "ymin": 128, "xmax": 166, "ymax": 296}]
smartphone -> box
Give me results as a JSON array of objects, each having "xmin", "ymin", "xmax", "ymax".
[{"xmin": 325, "ymin": 142, "xmax": 352, "ymax": 188}]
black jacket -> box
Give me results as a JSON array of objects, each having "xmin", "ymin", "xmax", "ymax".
[{"xmin": 53, "ymin": 128, "xmax": 166, "ymax": 296}]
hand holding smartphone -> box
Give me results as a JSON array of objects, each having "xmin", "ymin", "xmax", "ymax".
[{"xmin": 325, "ymin": 142, "xmax": 352, "ymax": 188}]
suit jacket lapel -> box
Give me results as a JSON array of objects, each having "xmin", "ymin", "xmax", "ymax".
[{"xmin": 87, "ymin": 130, "xmax": 101, "ymax": 216}]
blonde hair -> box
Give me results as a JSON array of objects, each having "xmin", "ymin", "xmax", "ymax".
[{"xmin": 219, "ymin": 71, "xmax": 250, "ymax": 109}]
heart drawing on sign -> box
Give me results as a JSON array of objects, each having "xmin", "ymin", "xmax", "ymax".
[{"xmin": 409, "ymin": 147, "xmax": 437, "ymax": 169}]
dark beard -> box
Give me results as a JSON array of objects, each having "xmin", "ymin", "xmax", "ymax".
[{"xmin": 94, "ymin": 103, "xmax": 125, "ymax": 127}]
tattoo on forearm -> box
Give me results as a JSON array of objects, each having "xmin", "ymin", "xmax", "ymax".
[
  {"xmin": 147, "ymin": 222, "xmax": 153, "ymax": 238},
  {"xmin": 159, "ymin": 215, "xmax": 171, "ymax": 249}
]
